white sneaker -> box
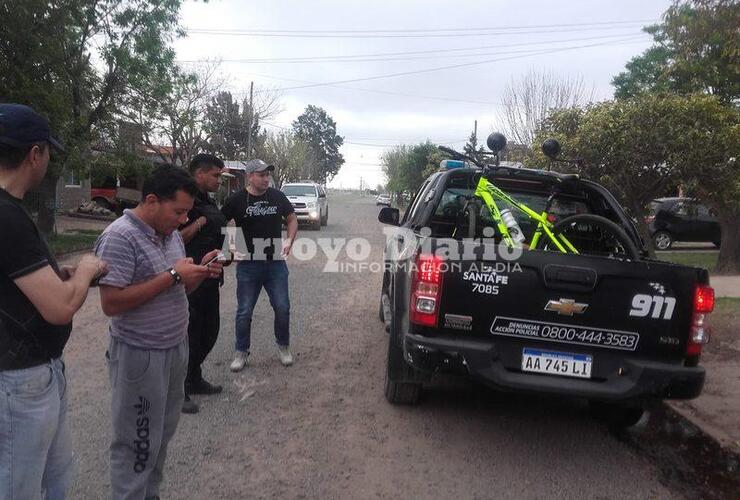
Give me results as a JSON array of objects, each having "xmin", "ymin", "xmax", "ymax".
[
  {"xmin": 230, "ymin": 351, "xmax": 248, "ymax": 372},
  {"xmin": 278, "ymin": 346, "xmax": 294, "ymax": 366}
]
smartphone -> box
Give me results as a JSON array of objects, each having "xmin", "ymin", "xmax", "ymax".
[{"xmin": 204, "ymin": 252, "xmax": 225, "ymax": 266}]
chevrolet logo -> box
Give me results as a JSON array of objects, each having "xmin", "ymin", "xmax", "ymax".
[{"xmin": 544, "ymin": 298, "xmax": 588, "ymax": 316}]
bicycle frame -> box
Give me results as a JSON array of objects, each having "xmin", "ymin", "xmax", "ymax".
[{"xmin": 473, "ymin": 174, "xmax": 579, "ymax": 253}]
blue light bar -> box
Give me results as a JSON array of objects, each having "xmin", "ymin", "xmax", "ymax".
[{"xmin": 440, "ymin": 159, "xmax": 465, "ymax": 169}]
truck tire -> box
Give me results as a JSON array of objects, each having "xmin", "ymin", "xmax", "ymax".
[
  {"xmin": 384, "ymin": 311, "xmax": 422, "ymax": 405},
  {"xmin": 92, "ymin": 197, "xmax": 113, "ymax": 211},
  {"xmin": 321, "ymin": 209, "xmax": 328, "ymax": 226},
  {"xmin": 589, "ymin": 401, "xmax": 645, "ymax": 430}
]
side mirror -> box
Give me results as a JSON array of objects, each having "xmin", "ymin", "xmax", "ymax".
[{"xmin": 378, "ymin": 207, "xmax": 400, "ymax": 226}]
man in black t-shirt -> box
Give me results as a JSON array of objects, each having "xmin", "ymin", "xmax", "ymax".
[
  {"xmin": 0, "ymin": 104, "xmax": 106, "ymax": 499},
  {"xmin": 221, "ymin": 159, "xmax": 298, "ymax": 371},
  {"xmin": 179, "ymin": 153, "xmax": 228, "ymax": 414}
]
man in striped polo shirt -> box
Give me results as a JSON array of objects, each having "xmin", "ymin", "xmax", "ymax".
[{"xmin": 95, "ymin": 165, "xmax": 223, "ymax": 500}]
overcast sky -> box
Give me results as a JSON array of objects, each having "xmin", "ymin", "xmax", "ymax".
[{"xmin": 174, "ymin": 0, "xmax": 671, "ymax": 189}]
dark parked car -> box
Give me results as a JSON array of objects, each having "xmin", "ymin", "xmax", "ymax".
[{"xmin": 648, "ymin": 198, "xmax": 721, "ymax": 250}]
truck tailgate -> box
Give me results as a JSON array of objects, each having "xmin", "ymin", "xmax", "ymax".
[{"xmin": 438, "ymin": 249, "xmax": 704, "ymax": 363}]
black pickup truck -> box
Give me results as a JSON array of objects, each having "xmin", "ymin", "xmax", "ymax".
[{"xmin": 377, "ymin": 150, "xmax": 714, "ymax": 428}]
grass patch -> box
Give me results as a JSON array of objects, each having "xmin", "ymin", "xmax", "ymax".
[
  {"xmin": 48, "ymin": 230, "xmax": 101, "ymax": 256},
  {"xmin": 657, "ymin": 251, "xmax": 718, "ymax": 271},
  {"xmin": 715, "ymin": 297, "xmax": 740, "ymax": 316}
]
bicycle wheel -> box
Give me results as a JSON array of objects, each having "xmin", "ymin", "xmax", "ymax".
[{"xmin": 544, "ymin": 214, "xmax": 640, "ymax": 260}]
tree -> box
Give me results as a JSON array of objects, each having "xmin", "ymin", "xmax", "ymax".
[
  {"xmin": 0, "ymin": 0, "xmax": 187, "ymax": 234},
  {"xmin": 380, "ymin": 142, "xmax": 440, "ymax": 204},
  {"xmin": 203, "ymin": 91, "xmax": 250, "ymax": 160},
  {"xmin": 540, "ymin": 94, "xmax": 740, "ymax": 272},
  {"xmin": 463, "ymin": 122, "xmax": 485, "ymax": 162},
  {"xmin": 255, "ymin": 131, "xmax": 316, "ymax": 187},
  {"xmin": 381, "ymin": 145, "xmax": 409, "ymax": 204},
  {"xmin": 401, "ymin": 142, "xmax": 438, "ymax": 193},
  {"xmin": 613, "ymin": 0, "xmax": 740, "ymax": 103},
  {"xmin": 202, "ymin": 87, "xmax": 282, "ymax": 160},
  {"xmin": 128, "ymin": 62, "xmax": 224, "ymax": 166},
  {"xmin": 292, "ymin": 105, "xmax": 344, "ymax": 183},
  {"xmin": 500, "ymin": 69, "xmax": 593, "ymax": 149}
]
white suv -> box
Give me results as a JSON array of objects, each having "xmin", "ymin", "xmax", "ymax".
[{"xmin": 281, "ymin": 182, "xmax": 329, "ymax": 230}]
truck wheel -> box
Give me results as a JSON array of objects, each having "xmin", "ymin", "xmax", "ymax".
[
  {"xmin": 321, "ymin": 209, "xmax": 328, "ymax": 226},
  {"xmin": 384, "ymin": 315, "xmax": 422, "ymax": 405},
  {"xmin": 589, "ymin": 401, "xmax": 645, "ymax": 430},
  {"xmin": 384, "ymin": 374, "xmax": 422, "ymax": 405},
  {"xmin": 92, "ymin": 197, "xmax": 112, "ymax": 211},
  {"xmin": 653, "ymin": 231, "xmax": 673, "ymax": 251}
]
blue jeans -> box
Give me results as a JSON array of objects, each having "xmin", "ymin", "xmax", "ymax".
[
  {"xmin": 0, "ymin": 358, "xmax": 74, "ymax": 499},
  {"xmin": 235, "ymin": 260, "xmax": 290, "ymax": 352}
]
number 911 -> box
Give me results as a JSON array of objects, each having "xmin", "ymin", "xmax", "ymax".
[{"xmin": 629, "ymin": 294, "xmax": 676, "ymax": 320}]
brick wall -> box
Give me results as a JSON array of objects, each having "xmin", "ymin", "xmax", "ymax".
[{"xmin": 56, "ymin": 176, "xmax": 91, "ymax": 211}]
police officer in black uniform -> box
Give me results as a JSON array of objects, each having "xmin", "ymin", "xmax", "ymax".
[{"xmin": 179, "ymin": 153, "xmax": 228, "ymax": 413}]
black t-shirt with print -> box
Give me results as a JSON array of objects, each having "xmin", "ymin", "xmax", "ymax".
[
  {"xmin": 0, "ymin": 188, "xmax": 72, "ymax": 370},
  {"xmin": 221, "ymin": 187, "xmax": 294, "ymax": 259}
]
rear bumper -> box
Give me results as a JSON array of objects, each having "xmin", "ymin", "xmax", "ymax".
[{"xmin": 404, "ymin": 332, "xmax": 704, "ymax": 402}]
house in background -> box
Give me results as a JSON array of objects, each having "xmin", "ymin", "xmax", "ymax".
[{"xmin": 56, "ymin": 168, "xmax": 91, "ymax": 211}]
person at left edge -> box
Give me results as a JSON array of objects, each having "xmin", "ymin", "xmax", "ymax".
[
  {"xmin": 0, "ymin": 103, "xmax": 107, "ymax": 500},
  {"xmin": 178, "ymin": 153, "xmax": 228, "ymax": 414},
  {"xmin": 94, "ymin": 165, "xmax": 222, "ymax": 500}
]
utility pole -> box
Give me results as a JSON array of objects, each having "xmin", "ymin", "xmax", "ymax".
[
  {"xmin": 245, "ymin": 81, "xmax": 254, "ymax": 159},
  {"xmin": 359, "ymin": 176, "xmax": 363, "ymax": 194}
]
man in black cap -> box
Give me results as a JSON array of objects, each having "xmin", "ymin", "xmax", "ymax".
[
  {"xmin": 221, "ymin": 159, "xmax": 298, "ymax": 371},
  {"xmin": 178, "ymin": 153, "xmax": 227, "ymax": 414},
  {"xmin": 0, "ymin": 103, "xmax": 107, "ymax": 498}
]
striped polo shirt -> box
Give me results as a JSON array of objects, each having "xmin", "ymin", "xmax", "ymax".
[{"xmin": 94, "ymin": 210, "xmax": 189, "ymax": 349}]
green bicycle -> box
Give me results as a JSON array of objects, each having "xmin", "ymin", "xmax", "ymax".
[{"xmin": 439, "ymin": 135, "xmax": 640, "ymax": 260}]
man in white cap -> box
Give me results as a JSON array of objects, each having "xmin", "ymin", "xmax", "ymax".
[{"xmin": 221, "ymin": 159, "xmax": 298, "ymax": 371}]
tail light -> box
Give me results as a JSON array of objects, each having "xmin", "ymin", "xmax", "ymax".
[
  {"xmin": 687, "ymin": 285, "xmax": 714, "ymax": 357},
  {"xmin": 410, "ymin": 254, "xmax": 445, "ymax": 327}
]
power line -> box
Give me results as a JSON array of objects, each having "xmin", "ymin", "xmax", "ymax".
[
  {"xmin": 184, "ymin": 20, "xmax": 653, "ymax": 38},
  {"xmin": 185, "ymin": 19, "xmax": 651, "ymax": 34},
  {"xmin": 225, "ymin": 35, "xmax": 643, "ymax": 106},
  {"xmin": 177, "ymin": 32, "xmax": 645, "ymax": 64},
  {"xmin": 245, "ymin": 73, "xmax": 498, "ymax": 105},
  {"xmin": 345, "ymin": 139, "xmax": 467, "ymax": 148},
  {"xmin": 276, "ymin": 37, "xmax": 646, "ymax": 91}
]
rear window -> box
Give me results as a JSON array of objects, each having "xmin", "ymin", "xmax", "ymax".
[
  {"xmin": 282, "ymin": 185, "xmax": 317, "ymax": 197},
  {"xmin": 431, "ymin": 184, "xmax": 589, "ymax": 240}
]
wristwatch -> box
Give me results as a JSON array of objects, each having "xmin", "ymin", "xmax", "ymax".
[{"xmin": 167, "ymin": 267, "xmax": 182, "ymax": 285}]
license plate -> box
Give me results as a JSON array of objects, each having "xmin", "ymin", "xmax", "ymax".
[{"xmin": 521, "ymin": 348, "xmax": 592, "ymax": 379}]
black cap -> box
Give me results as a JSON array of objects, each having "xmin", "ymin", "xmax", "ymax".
[
  {"xmin": 243, "ymin": 159, "xmax": 274, "ymax": 174},
  {"xmin": 0, "ymin": 103, "xmax": 65, "ymax": 153}
]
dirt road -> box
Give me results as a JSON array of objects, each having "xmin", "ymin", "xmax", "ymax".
[{"xmin": 62, "ymin": 193, "xmax": 717, "ymax": 499}]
